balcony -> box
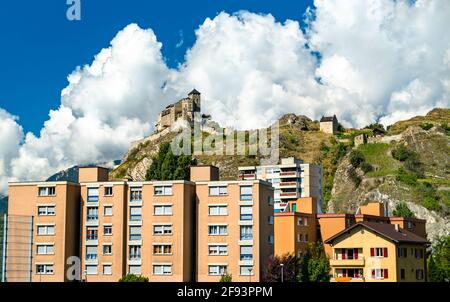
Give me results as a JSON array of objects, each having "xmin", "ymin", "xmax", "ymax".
[
  {"xmin": 331, "ymin": 277, "xmax": 365, "ymax": 282},
  {"xmin": 279, "ymin": 192, "xmax": 298, "ymax": 199},
  {"xmin": 279, "ymin": 182, "xmax": 297, "ymax": 188},
  {"xmin": 239, "ymin": 173, "xmax": 256, "ymax": 180},
  {"xmin": 330, "ymin": 257, "xmax": 365, "ymax": 267},
  {"xmin": 279, "ymin": 171, "xmax": 298, "ymax": 178}
]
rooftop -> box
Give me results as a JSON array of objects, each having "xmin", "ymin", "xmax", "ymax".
[
  {"xmin": 325, "ymin": 221, "xmax": 428, "ymax": 244},
  {"xmin": 320, "ymin": 115, "xmax": 336, "ymax": 122}
]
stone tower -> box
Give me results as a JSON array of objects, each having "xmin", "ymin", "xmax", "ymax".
[{"xmin": 188, "ymin": 89, "xmax": 201, "ymax": 112}]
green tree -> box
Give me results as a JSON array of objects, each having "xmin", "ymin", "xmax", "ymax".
[
  {"xmin": 119, "ymin": 274, "xmax": 149, "ymax": 282},
  {"xmin": 391, "ymin": 144, "xmax": 411, "ymax": 162},
  {"xmin": 145, "ymin": 142, "xmax": 195, "ymax": 181},
  {"xmin": 392, "ymin": 202, "xmax": 415, "ymax": 218},
  {"xmin": 297, "ymin": 242, "xmax": 331, "ymax": 282},
  {"xmin": 427, "ymin": 235, "xmax": 450, "ymax": 282},
  {"xmin": 263, "ymin": 254, "xmax": 298, "ymax": 282},
  {"xmin": 349, "ymin": 150, "xmax": 365, "ymax": 168},
  {"xmin": 219, "ymin": 273, "xmax": 232, "ymax": 282}
]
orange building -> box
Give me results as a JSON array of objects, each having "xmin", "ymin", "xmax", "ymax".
[{"xmin": 5, "ymin": 165, "xmax": 274, "ymax": 282}]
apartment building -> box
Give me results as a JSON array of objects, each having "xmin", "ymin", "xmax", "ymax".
[
  {"xmin": 238, "ymin": 157, "xmax": 323, "ymax": 213},
  {"xmin": 274, "ymin": 197, "xmax": 318, "ymax": 259},
  {"xmin": 194, "ymin": 165, "xmax": 274, "ymax": 282},
  {"xmin": 5, "ymin": 165, "xmax": 273, "ymax": 282},
  {"xmin": 7, "ymin": 181, "xmax": 80, "ymax": 282},
  {"xmin": 325, "ymin": 221, "xmax": 428, "ymax": 282}
]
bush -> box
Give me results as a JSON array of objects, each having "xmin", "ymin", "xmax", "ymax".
[
  {"xmin": 423, "ymin": 196, "xmax": 441, "ymax": 212},
  {"xmin": 297, "ymin": 242, "xmax": 331, "ymax": 282},
  {"xmin": 440, "ymin": 123, "xmax": 450, "ymax": 136},
  {"xmin": 349, "ymin": 151, "xmax": 365, "ymax": 168},
  {"xmin": 360, "ymin": 162, "xmax": 373, "ymax": 173},
  {"xmin": 391, "ymin": 144, "xmax": 410, "ymax": 162},
  {"xmin": 119, "ymin": 274, "xmax": 149, "ymax": 282},
  {"xmin": 396, "ymin": 167, "xmax": 417, "ymax": 186},
  {"xmin": 392, "ymin": 202, "xmax": 415, "ymax": 218},
  {"xmin": 348, "ymin": 168, "xmax": 361, "ymax": 186},
  {"xmin": 419, "ymin": 123, "xmax": 433, "ymax": 131},
  {"xmin": 428, "ymin": 235, "xmax": 450, "ymax": 282},
  {"xmin": 219, "ymin": 273, "xmax": 232, "ymax": 282}
]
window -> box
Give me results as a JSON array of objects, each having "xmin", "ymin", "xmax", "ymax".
[
  {"xmin": 268, "ymin": 216, "xmax": 274, "ymax": 225},
  {"xmin": 130, "ymin": 188, "xmax": 142, "ymax": 202},
  {"xmin": 371, "ymin": 247, "xmax": 388, "ymax": 257},
  {"xmin": 209, "ymin": 186, "xmax": 228, "ymax": 196},
  {"xmin": 268, "ymin": 235, "xmax": 274, "ymax": 244},
  {"xmin": 129, "ymin": 265, "xmax": 142, "ymax": 275},
  {"xmin": 38, "ymin": 205, "xmax": 55, "ymax": 216},
  {"xmin": 415, "ymin": 249, "xmax": 424, "ymax": 259},
  {"xmin": 240, "ymin": 226, "xmax": 253, "ymax": 240},
  {"xmin": 304, "ymin": 234, "xmax": 309, "ymax": 242},
  {"xmin": 129, "ymin": 226, "xmax": 142, "ymax": 241},
  {"xmin": 268, "ymin": 196, "xmax": 274, "ymax": 205},
  {"xmin": 298, "ymin": 234, "xmax": 302, "ymax": 243},
  {"xmin": 103, "ymin": 264, "xmax": 112, "ymax": 275},
  {"xmin": 37, "ymin": 225, "xmax": 55, "ymax": 236},
  {"xmin": 38, "ymin": 187, "xmax": 55, "ymax": 197},
  {"xmin": 371, "ymin": 269, "xmax": 388, "ymax": 280},
  {"xmin": 154, "ymin": 205, "xmax": 172, "ymax": 216},
  {"xmin": 104, "ymin": 187, "xmax": 113, "ymax": 196},
  {"xmin": 240, "ymin": 266, "xmax": 253, "ymax": 276},
  {"xmin": 153, "ymin": 225, "xmax": 173, "ymax": 235},
  {"xmin": 103, "ymin": 225, "xmax": 112, "ymax": 235},
  {"xmin": 400, "ymin": 269, "xmax": 406, "ymax": 280},
  {"xmin": 87, "ymin": 207, "xmax": 99, "ymax": 221},
  {"xmin": 86, "ymin": 227, "xmax": 98, "ymax": 240},
  {"xmin": 153, "ymin": 244, "xmax": 172, "ymax": 255},
  {"xmin": 154, "ymin": 186, "xmax": 173, "ymax": 196},
  {"xmin": 104, "ymin": 206, "xmax": 113, "ymax": 216},
  {"xmin": 130, "ymin": 206, "xmax": 142, "ymax": 221},
  {"xmin": 153, "ymin": 265, "xmax": 172, "ymax": 275},
  {"xmin": 209, "ymin": 225, "xmax": 228, "ymax": 236},
  {"xmin": 208, "ymin": 205, "xmax": 228, "ymax": 216},
  {"xmin": 87, "ymin": 188, "xmax": 99, "ymax": 202},
  {"xmin": 240, "ymin": 206, "xmax": 253, "ymax": 221},
  {"xmin": 240, "ymin": 186, "xmax": 253, "ymax": 201},
  {"xmin": 36, "ymin": 244, "xmax": 54, "ymax": 255},
  {"xmin": 208, "ymin": 265, "xmax": 227, "ymax": 276},
  {"xmin": 398, "ymin": 247, "xmax": 407, "ymax": 258},
  {"xmin": 129, "ymin": 245, "xmax": 141, "ymax": 260},
  {"xmin": 103, "ymin": 244, "xmax": 112, "ymax": 255},
  {"xmin": 407, "ymin": 220, "xmax": 413, "ymax": 229},
  {"xmin": 36, "ymin": 264, "xmax": 53, "ymax": 275},
  {"xmin": 86, "ymin": 265, "xmax": 98, "ymax": 275},
  {"xmin": 240, "ymin": 246, "xmax": 253, "ymax": 260},
  {"xmin": 86, "ymin": 246, "xmax": 98, "ymax": 260},
  {"xmin": 208, "ymin": 245, "xmax": 228, "ymax": 256},
  {"xmin": 416, "ymin": 269, "xmax": 424, "ymax": 280}
]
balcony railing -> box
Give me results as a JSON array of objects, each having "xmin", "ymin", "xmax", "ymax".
[
  {"xmin": 240, "ymin": 194, "xmax": 253, "ymax": 201},
  {"xmin": 86, "ymin": 254, "xmax": 98, "ymax": 260},
  {"xmin": 87, "ymin": 215, "xmax": 98, "ymax": 221},
  {"xmin": 87, "ymin": 196, "xmax": 99, "ymax": 202},
  {"xmin": 330, "ymin": 257, "xmax": 365, "ymax": 267},
  {"xmin": 240, "ymin": 234, "xmax": 253, "ymax": 240},
  {"xmin": 239, "ymin": 173, "xmax": 256, "ymax": 179},
  {"xmin": 130, "ymin": 215, "xmax": 142, "ymax": 221},
  {"xmin": 279, "ymin": 192, "xmax": 298, "ymax": 197},
  {"xmin": 331, "ymin": 277, "xmax": 365, "ymax": 282},
  {"xmin": 129, "ymin": 235, "xmax": 142, "ymax": 241},
  {"xmin": 279, "ymin": 182, "xmax": 297, "ymax": 187},
  {"xmin": 279, "ymin": 172, "xmax": 297, "ymax": 177}
]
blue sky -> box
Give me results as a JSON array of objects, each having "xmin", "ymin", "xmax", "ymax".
[{"xmin": 0, "ymin": 0, "xmax": 313, "ymax": 135}]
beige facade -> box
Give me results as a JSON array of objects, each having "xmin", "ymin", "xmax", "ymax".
[
  {"xmin": 6, "ymin": 165, "xmax": 274, "ymax": 282},
  {"xmin": 195, "ymin": 179, "xmax": 274, "ymax": 282},
  {"xmin": 7, "ymin": 181, "xmax": 80, "ymax": 282}
]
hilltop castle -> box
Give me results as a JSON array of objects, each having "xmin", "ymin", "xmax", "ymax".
[{"xmin": 155, "ymin": 89, "xmax": 201, "ymax": 132}]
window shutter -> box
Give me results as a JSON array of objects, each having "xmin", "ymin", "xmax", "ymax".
[
  {"xmin": 384, "ymin": 269, "xmax": 388, "ymax": 279},
  {"xmin": 371, "ymin": 269, "xmax": 375, "ymax": 279},
  {"xmin": 370, "ymin": 248, "xmax": 374, "ymax": 257},
  {"xmin": 342, "ymin": 249, "xmax": 346, "ymax": 260},
  {"xmin": 354, "ymin": 248, "xmax": 359, "ymax": 260},
  {"xmin": 383, "ymin": 248, "xmax": 388, "ymax": 257},
  {"xmin": 343, "ymin": 269, "xmax": 347, "ymax": 277}
]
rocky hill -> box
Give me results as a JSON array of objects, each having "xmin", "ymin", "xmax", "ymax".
[{"xmin": 111, "ymin": 108, "xmax": 450, "ymax": 243}]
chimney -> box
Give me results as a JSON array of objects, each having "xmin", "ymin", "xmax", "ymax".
[{"xmin": 395, "ymin": 224, "xmax": 400, "ymax": 232}]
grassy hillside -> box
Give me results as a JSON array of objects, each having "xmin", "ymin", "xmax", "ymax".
[{"xmin": 388, "ymin": 108, "xmax": 450, "ymax": 135}]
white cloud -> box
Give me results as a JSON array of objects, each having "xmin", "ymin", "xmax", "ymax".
[
  {"xmin": 1, "ymin": 1, "xmax": 450, "ymax": 193},
  {"xmin": 0, "ymin": 109, "xmax": 23, "ymax": 193}
]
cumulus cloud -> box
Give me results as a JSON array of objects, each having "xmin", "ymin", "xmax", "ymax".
[
  {"xmin": 0, "ymin": 109, "xmax": 23, "ymax": 193},
  {"xmin": 1, "ymin": 0, "xmax": 449, "ymax": 193}
]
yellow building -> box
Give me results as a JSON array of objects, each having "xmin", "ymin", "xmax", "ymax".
[{"xmin": 325, "ymin": 221, "xmax": 428, "ymax": 282}]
